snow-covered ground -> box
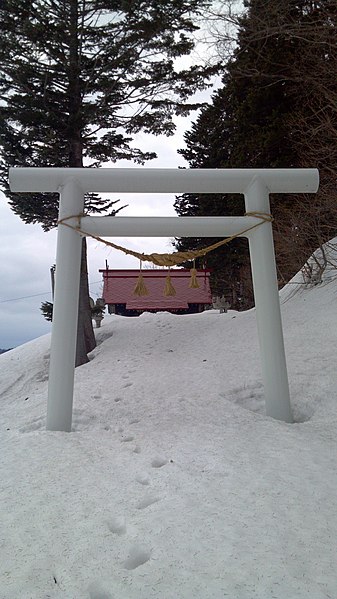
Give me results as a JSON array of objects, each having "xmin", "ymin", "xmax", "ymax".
[{"xmin": 0, "ymin": 250, "xmax": 336, "ymax": 599}]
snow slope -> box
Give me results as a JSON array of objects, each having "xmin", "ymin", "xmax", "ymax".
[{"xmin": 0, "ymin": 255, "xmax": 336, "ymax": 598}]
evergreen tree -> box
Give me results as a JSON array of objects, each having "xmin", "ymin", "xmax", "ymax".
[
  {"xmin": 175, "ymin": 0, "xmax": 336, "ymax": 305},
  {"xmin": 174, "ymin": 87, "xmax": 253, "ymax": 308},
  {"xmin": 0, "ymin": 0, "xmax": 216, "ymax": 364},
  {"xmin": 41, "ymin": 301, "xmax": 54, "ymax": 322}
]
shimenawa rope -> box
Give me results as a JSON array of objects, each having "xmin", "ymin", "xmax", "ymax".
[{"xmin": 57, "ymin": 212, "xmax": 273, "ymax": 296}]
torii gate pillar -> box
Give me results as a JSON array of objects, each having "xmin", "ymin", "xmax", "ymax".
[
  {"xmin": 245, "ymin": 177, "xmax": 291, "ymax": 421},
  {"xmin": 47, "ymin": 179, "xmax": 84, "ymax": 431}
]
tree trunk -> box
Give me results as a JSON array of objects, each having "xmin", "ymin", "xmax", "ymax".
[
  {"xmin": 75, "ymin": 237, "xmax": 96, "ymax": 367},
  {"xmin": 68, "ymin": 0, "xmax": 96, "ymax": 367}
]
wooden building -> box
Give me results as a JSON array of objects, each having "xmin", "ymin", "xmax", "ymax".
[{"xmin": 100, "ymin": 268, "xmax": 212, "ymax": 316}]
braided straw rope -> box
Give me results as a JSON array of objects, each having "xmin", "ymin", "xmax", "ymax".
[{"xmin": 58, "ymin": 211, "xmax": 273, "ymax": 268}]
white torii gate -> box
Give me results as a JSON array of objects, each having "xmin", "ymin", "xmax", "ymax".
[{"xmin": 9, "ymin": 167, "xmax": 319, "ymax": 432}]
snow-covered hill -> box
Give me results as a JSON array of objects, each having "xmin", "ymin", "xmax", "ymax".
[{"xmin": 0, "ymin": 250, "xmax": 336, "ymax": 599}]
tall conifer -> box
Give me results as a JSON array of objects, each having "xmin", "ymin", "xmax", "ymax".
[
  {"xmin": 0, "ymin": 0, "xmax": 215, "ymax": 363},
  {"xmin": 175, "ymin": 0, "xmax": 336, "ymax": 305}
]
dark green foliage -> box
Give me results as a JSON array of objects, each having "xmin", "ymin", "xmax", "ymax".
[
  {"xmin": 91, "ymin": 306, "xmax": 104, "ymax": 317},
  {"xmin": 175, "ymin": 0, "xmax": 337, "ymax": 306},
  {"xmin": 230, "ymin": 0, "xmax": 337, "ymax": 281},
  {"xmin": 41, "ymin": 300, "xmax": 104, "ymax": 322},
  {"xmin": 40, "ymin": 301, "xmax": 53, "ymax": 322},
  {"xmin": 0, "ymin": 0, "xmax": 216, "ymax": 228},
  {"xmin": 174, "ymin": 83, "xmax": 253, "ymax": 309}
]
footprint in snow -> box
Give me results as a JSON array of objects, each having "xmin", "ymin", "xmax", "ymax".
[
  {"xmin": 151, "ymin": 457, "xmax": 168, "ymax": 469},
  {"xmin": 88, "ymin": 581, "xmax": 114, "ymax": 599},
  {"xmin": 136, "ymin": 495, "xmax": 160, "ymax": 510},
  {"xmin": 135, "ymin": 473, "xmax": 150, "ymax": 486},
  {"xmin": 19, "ymin": 416, "xmax": 45, "ymax": 433},
  {"xmin": 107, "ymin": 515, "xmax": 126, "ymax": 536},
  {"xmin": 121, "ymin": 434, "xmax": 134, "ymax": 442},
  {"xmin": 123, "ymin": 382, "xmax": 133, "ymax": 389},
  {"xmin": 223, "ymin": 382, "xmax": 265, "ymax": 414},
  {"xmin": 123, "ymin": 545, "xmax": 151, "ymax": 570}
]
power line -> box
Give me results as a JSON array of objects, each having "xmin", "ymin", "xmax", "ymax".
[
  {"xmin": 0, "ymin": 291, "xmax": 52, "ymax": 303},
  {"xmin": 0, "ymin": 279, "xmax": 103, "ymax": 304}
]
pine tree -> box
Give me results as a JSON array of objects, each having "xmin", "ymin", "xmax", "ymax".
[
  {"xmin": 174, "ymin": 87, "xmax": 253, "ymax": 308},
  {"xmin": 175, "ymin": 0, "xmax": 336, "ymax": 303},
  {"xmin": 0, "ymin": 0, "xmax": 216, "ymax": 364},
  {"xmin": 222, "ymin": 0, "xmax": 336, "ymax": 280}
]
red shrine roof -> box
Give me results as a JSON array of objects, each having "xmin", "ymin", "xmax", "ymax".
[{"xmin": 100, "ymin": 269, "xmax": 212, "ymax": 310}]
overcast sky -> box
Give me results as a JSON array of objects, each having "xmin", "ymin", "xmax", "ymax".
[{"xmin": 0, "ymin": 119, "xmax": 196, "ymax": 349}]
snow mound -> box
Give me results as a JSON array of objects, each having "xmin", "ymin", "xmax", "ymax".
[
  {"xmin": 0, "ymin": 243, "xmax": 336, "ymax": 598},
  {"xmin": 280, "ymin": 237, "xmax": 337, "ymax": 303}
]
